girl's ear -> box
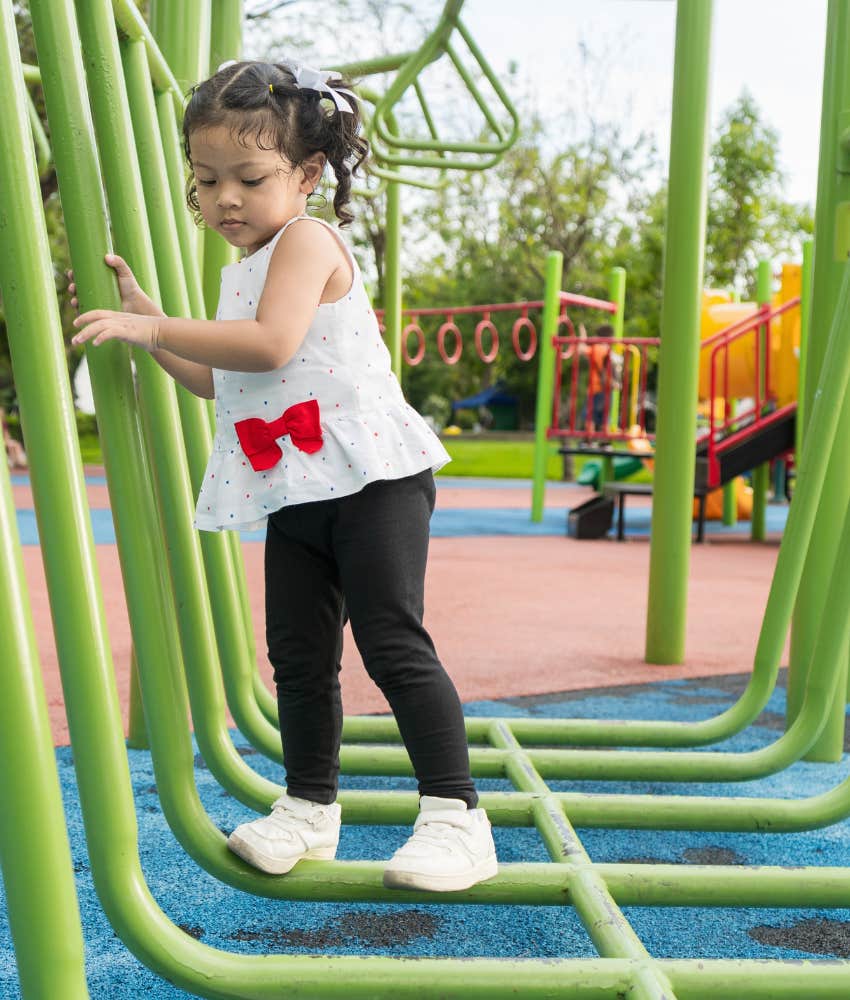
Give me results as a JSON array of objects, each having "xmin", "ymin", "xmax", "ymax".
[{"xmin": 300, "ymin": 153, "xmax": 326, "ymax": 193}]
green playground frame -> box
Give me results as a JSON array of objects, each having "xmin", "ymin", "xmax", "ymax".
[{"xmin": 4, "ymin": 1, "xmax": 850, "ymax": 998}]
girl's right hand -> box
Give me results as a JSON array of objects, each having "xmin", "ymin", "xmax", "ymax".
[{"xmin": 66, "ymin": 253, "xmax": 162, "ymax": 317}]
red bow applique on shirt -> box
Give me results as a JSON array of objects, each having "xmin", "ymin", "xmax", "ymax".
[{"xmin": 234, "ymin": 399, "xmax": 323, "ymax": 472}]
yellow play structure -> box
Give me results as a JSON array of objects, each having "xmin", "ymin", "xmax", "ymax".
[{"xmin": 623, "ymin": 264, "xmax": 801, "ymax": 522}]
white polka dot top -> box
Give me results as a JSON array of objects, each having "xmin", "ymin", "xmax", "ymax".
[{"xmin": 193, "ymin": 214, "xmax": 450, "ymax": 532}]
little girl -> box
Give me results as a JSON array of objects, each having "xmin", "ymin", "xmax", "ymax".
[{"xmin": 71, "ymin": 59, "xmax": 497, "ymax": 892}]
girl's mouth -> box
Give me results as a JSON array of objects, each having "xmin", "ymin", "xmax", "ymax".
[{"xmin": 221, "ymin": 220, "xmax": 244, "ymax": 230}]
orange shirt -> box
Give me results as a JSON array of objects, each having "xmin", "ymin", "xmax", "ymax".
[{"xmin": 588, "ymin": 343, "xmax": 608, "ymax": 395}]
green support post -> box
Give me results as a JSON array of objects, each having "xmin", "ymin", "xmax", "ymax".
[
  {"xmin": 751, "ymin": 259, "xmax": 772, "ymax": 542},
  {"xmin": 141, "ymin": 5, "xmax": 265, "ymax": 726},
  {"xmin": 645, "ymin": 0, "xmax": 713, "ymax": 665},
  {"xmin": 384, "ymin": 179, "xmax": 403, "ymax": 380},
  {"xmin": 607, "ymin": 266, "xmax": 626, "ymax": 431},
  {"xmin": 722, "ymin": 399, "xmax": 738, "ymax": 526},
  {"xmin": 531, "ymin": 252, "xmax": 564, "ymax": 522},
  {"xmin": 788, "ymin": 0, "xmax": 850, "ymax": 762},
  {"xmin": 796, "ymin": 237, "xmax": 814, "ymax": 459},
  {"xmin": 0, "ymin": 14, "xmax": 90, "ymax": 995},
  {"xmin": 202, "ymin": 0, "xmax": 240, "ymax": 319}
]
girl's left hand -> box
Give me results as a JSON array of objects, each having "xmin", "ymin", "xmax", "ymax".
[{"xmin": 71, "ymin": 309, "xmax": 161, "ymax": 353}]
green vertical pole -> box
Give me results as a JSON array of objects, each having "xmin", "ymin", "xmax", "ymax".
[
  {"xmin": 203, "ymin": 0, "xmax": 239, "ymax": 319},
  {"xmin": 722, "ymin": 294, "xmax": 741, "ymax": 524},
  {"xmin": 796, "ymin": 237, "xmax": 814, "ymax": 459},
  {"xmin": 149, "ymin": 0, "xmax": 211, "ymax": 94},
  {"xmin": 207, "ymin": 0, "xmax": 257, "ymax": 677},
  {"xmin": 0, "ymin": 471, "xmax": 90, "ymax": 1000},
  {"xmin": 151, "ymin": 0, "xmax": 256, "ymax": 712},
  {"xmin": 607, "ymin": 267, "xmax": 626, "ymax": 432},
  {"xmin": 0, "ymin": 11, "xmax": 90, "ymax": 995},
  {"xmin": 721, "ymin": 400, "xmax": 738, "ymax": 526},
  {"xmin": 149, "ymin": 0, "xmax": 213, "ymax": 302},
  {"xmin": 531, "ymin": 252, "xmax": 564, "ymax": 522},
  {"xmin": 645, "ymin": 0, "xmax": 713, "ymax": 665},
  {"xmin": 751, "ymin": 259, "xmax": 772, "ymax": 542},
  {"xmin": 127, "ymin": 647, "xmax": 149, "ymax": 750},
  {"xmin": 788, "ymin": 0, "xmax": 850, "ymax": 761},
  {"xmin": 384, "ymin": 179, "xmax": 403, "ymax": 381}
]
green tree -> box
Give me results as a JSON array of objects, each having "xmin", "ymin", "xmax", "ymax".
[
  {"xmin": 399, "ymin": 114, "xmax": 657, "ymax": 424},
  {"xmin": 706, "ymin": 91, "xmax": 813, "ymax": 297}
]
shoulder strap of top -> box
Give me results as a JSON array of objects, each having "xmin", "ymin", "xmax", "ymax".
[{"xmin": 276, "ymin": 214, "xmax": 357, "ymax": 272}]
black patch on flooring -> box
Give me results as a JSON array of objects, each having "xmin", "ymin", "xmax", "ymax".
[
  {"xmin": 229, "ymin": 909, "xmax": 441, "ymax": 950},
  {"xmin": 500, "ymin": 670, "xmax": 786, "ymax": 712},
  {"xmin": 617, "ymin": 845, "xmax": 747, "ymax": 866},
  {"xmin": 178, "ymin": 924, "xmax": 205, "ymax": 940},
  {"xmin": 681, "ymin": 846, "xmax": 746, "ymax": 866},
  {"xmin": 749, "ymin": 918, "xmax": 850, "ymax": 958}
]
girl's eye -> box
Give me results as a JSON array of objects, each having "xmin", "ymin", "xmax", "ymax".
[{"xmin": 195, "ymin": 177, "xmax": 263, "ymax": 187}]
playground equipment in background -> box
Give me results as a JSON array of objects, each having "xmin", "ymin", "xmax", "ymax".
[
  {"xmin": 6, "ymin": 2, "xmax": 850, "ymax": 999},
  {"xmin": 570, "ymin": 265, "xmax": 802, "ymax": 506},
  {"xmin": 537, "ymin": 259, "xmax": 803, "ymax": 537}
]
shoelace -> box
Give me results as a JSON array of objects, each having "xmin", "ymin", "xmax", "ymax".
[
  {"xmin": 408, "ymin": 818, "xmax": 469, "ymax": 850},
  {"xmin": 265, "ymin": 802, "xmax": 328, "ymax": 838}
]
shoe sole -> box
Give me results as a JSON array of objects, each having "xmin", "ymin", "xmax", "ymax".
[
  {"xmin": 382, "ymin": 854, "xmax": 498, "ymax": 892},
  {"xmin": 226, "ymin": 833, "xmax": 337, "ymax": 875}
]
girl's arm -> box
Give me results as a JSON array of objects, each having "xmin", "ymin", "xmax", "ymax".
[
  {"xmin": 149, "ymin": 316, "xmax": 216, "ymax": 399},
  {"xmin": 67, "ymin": 260, "xmax": 214, "ymax": 399},
  {"xmin": 72, "ymin": 223, "xmax": 345, "ymax": 376}
]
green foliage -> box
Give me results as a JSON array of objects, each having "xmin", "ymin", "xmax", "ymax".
[{"xmin": 706, "ymin": 92, "xmax": 814, "ymax": 297}]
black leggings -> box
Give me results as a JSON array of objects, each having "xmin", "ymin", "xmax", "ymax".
[{"xmin": 264, "ymin": 469, "xmax": 478, "ymax": 808}]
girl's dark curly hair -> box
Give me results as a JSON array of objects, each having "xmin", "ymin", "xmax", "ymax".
[{"xmin": 182, "ymin": 61, "xmax": 369, "ymax": 227}]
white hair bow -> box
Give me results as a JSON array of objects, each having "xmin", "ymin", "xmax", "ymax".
[
  {"xmin": 285, "ymin": 61, "xmax": 357, "ymax": 115},
  {"xmin": 215, "ymin": 59, "xmax": 356, "ymax": 115}
]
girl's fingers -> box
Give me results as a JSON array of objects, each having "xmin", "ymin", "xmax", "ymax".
[{"xmin": 73, "ymin": 309, "xmax": 111, "ymax": 327}]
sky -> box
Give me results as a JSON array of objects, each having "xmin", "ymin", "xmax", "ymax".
[{"xmin": 458, "ymin": 0, "xmax": 827, "ymax": 206}]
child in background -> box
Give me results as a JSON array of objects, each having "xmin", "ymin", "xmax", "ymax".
[
  {"xmin": 579, "ymin": 322, "xmax": 613, "ymax": 434},
  {"xmin": 70, "ymin": 59, "xmax": 497, "ymax": 892},
  {"xmin": 1, "ymin": 407, "xmax": 27, "ymax": 470}
]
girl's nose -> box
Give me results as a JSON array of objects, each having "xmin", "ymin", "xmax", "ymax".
[{"xmin": 216, "ymin": 186, "xmax": 241, "ymax": 209}]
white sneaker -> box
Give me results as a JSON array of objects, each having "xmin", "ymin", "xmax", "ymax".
[
  {"xmin": 383, "ymin": 796, "xmax": 498, "ymax": 892},
  {"xmin": 226, "ymin": 794, "xmax": 341, "ymax": 875}
]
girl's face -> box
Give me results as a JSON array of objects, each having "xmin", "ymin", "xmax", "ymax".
[{"xmin": 189, "ymin": 126, "xmax": 324, "ymax": 256}]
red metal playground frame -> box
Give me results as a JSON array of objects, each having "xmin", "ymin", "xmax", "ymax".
[{"xmin": 378, "ymin": 294, "xmax": 800, "ymax": 491}]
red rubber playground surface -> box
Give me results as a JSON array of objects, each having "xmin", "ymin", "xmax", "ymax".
[{"xmin": 14, "ymin": 468, "xmax": 787, "ymax": 747}]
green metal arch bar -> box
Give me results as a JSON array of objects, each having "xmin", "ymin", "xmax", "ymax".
[
  {"xmin": 357, "ymin": 87, "xmax": 450, "ymax": 192},
  {"xmin": 371, "ymin": 4, "xmax": 520, "ymax": 161}
]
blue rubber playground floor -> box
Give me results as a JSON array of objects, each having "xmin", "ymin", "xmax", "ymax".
[
  {"xmin": 10, "ymin": 473, "xmax": 790, "ymax": 542},
  {"xmin": 3, "ymin": 670, "xmax": 850, "ymax": 998}
]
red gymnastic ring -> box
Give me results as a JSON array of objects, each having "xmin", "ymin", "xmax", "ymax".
[
  {"xmin": 512, "ymin": 316, "xmax": 537, "ymax": 361},
  {"xmin": 437, "ymin": 320, "xmax": 463, "ymax": 365},
  {"xmin": 402, "ymin": 322, "xmax": 426, "ymax": 366},
  {"xmin": 474, "ymin": 318, "xmax": 500, "ymax": 363}
]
